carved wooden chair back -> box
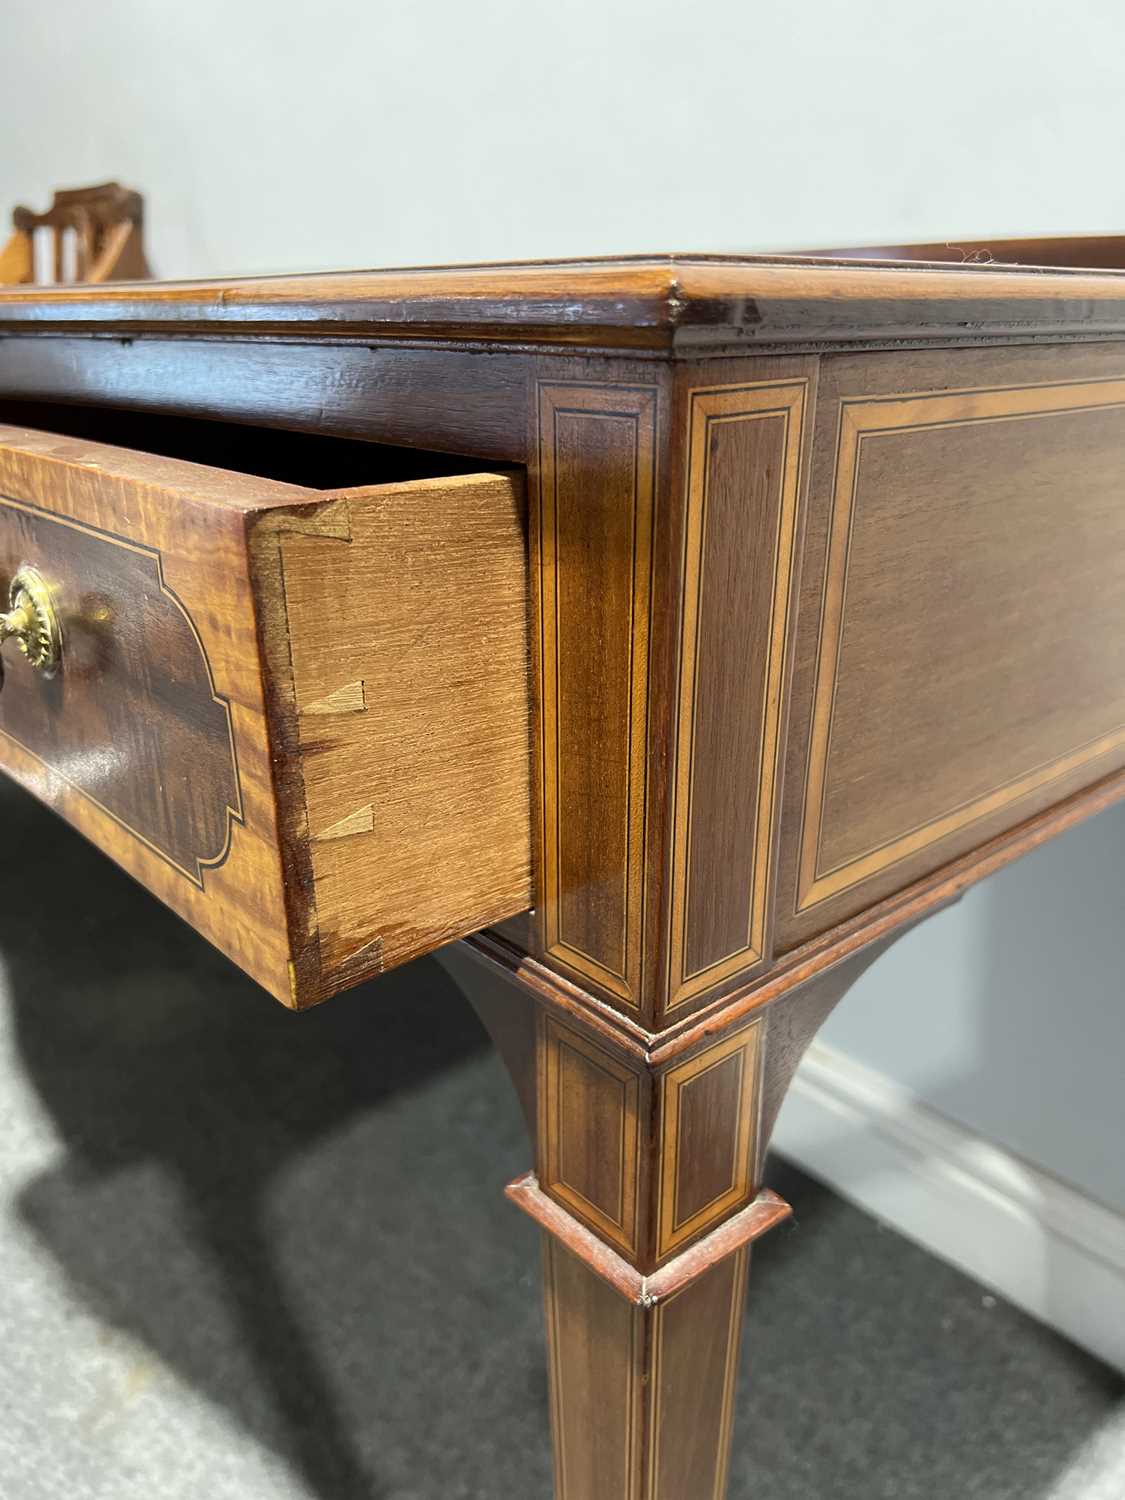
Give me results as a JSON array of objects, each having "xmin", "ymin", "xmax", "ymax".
[{"xmin": 0, "ymin": 182, "xmax": 151, "ymax": 285}]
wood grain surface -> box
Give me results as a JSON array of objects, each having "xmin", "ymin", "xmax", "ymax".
[
  {"xmin": 532, "ymin": 1007, "xmax": 766, "ymax": 1274},
  {"xmin": 507, "ymin": 1174, "xmax": 790, "ymax": 1305},
  {"xmin": 543, "ymin": 1236, "xmax": 750, "ymax": 1500},
  {"xmin": 664, "ymin": 376, "xmax": 807, "ymax": 1014},
  {"xmin": 249, "ymin": 472, "xmax": 532, "ymax": 1003},
  {"xmin": 537, "ymin": 1015, "xmax": 643, "ymax": 1257},
  {"xmin": 655, "ymin": 1020, "xmax": 761, "ymax": 1261},
  {"xmin": 6, "ymin": 256, "xmax": 1125, "ymax": 1500},
  {"xmin": 0, "ymin": 424, "xmax": 532, "ymax": 1005},
  {"xmin": 0, "ymin": 495, "xmax": 241, "ymax": 882},
  {"xmin": 808, "ymin": 233, "xmax": 1125, "ymax": 269},
  {"xmin": 4, "ymin": 249, "xmax": 1125, "ymax": 351},
  {"xmin": 0, "ymin": 425, "xmax": 301, "ymax": 999},
  {"xmin": 778, "ymin": 343, "xmax": 1125, "ymax": 946},
  {"xmin": 538, "ymin": 380, "xmax": 659, "ymax": 1008},
  {"xmin": 0, "ymin": 339, "xmax": 530, "ymax": 463},
  {"xmin": 488, "ymin": 922, "xmax": 904, "ymax": 1498}
]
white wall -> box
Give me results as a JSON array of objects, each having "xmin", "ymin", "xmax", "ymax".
[
  {"xmin": 817, "ymin": 804, "xmax": 1125, "ymax": 1214},
  {"xmin": 6, "ymin": 0, "xmax": 1125, "ymax": 278},
  {"xmin": 4, "ymin": 0, "xmax": 1125, "ymax": 1209}
]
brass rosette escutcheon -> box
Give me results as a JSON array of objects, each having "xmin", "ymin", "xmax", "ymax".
[{"xmin": 0, "ymin": 566, "xmax": 62, "ymax": 689}]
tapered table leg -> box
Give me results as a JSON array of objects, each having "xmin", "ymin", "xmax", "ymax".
[
  {"xmin": 464, "ymin": 938, "xmax": 902, "ymax": 1500},
  {"xmin": 544, "ymin": 1236, "xmax": 750, "ymax": 1500}
]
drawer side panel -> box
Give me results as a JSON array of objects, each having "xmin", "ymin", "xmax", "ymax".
[{"xmin": 249, "ymin": 472, "xmax": 533, "ymax": 1004}]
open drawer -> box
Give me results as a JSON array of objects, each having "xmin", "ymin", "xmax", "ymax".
[{"xmin": 0, "ymin": 423, "xmax": 531, "ymax": 1006}]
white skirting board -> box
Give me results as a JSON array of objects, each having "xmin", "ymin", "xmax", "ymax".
[{"xmin": 769, "ymin": 1042, "xmax": 1125, "ymax": 1375}]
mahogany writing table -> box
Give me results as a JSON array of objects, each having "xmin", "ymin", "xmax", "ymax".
[{"xmin": 0, "ymin": 240, "xmax": 1123, "ymax": 1497}]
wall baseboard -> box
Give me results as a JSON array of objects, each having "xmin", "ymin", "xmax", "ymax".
[{"xmin": 770, "ymin": 1042, "xmax": 1125, "ymax": 1375}]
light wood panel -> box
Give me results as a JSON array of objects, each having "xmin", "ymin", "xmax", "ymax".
[
  {"xmin": 249, "ymin": 473, "xmax": 532, "ymax": 1001},
  {"xmin": 0, "ymin": 231, "xmax": 33, "ymax": 285},
  {"xmin": 0, "ymin": 425, "xmax": 532, "ymax": 1005}
]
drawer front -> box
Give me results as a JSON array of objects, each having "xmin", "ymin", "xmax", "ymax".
[
  {"xmin": 777, "ymin": 347, "xmax": 1125, "ymax": 948},
  {"xmin": 0, "ymin": 494, "xmax": 242, "ymax": 884},
  {"xmin": 0, "ymin": 427, "xmax": 531, "ymax": 1005}
]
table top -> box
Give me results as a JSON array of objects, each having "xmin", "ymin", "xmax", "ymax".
[{"xmin": 2, "ymin": 238, "xmax": 1125, "ymax": 352}]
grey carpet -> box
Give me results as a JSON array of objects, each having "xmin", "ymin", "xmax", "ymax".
[{"xmin": 0, "ymin": 776, "xmax": 1121, "ymax": 1499}]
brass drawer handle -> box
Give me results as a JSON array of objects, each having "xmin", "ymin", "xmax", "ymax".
[{"xmin": 0, "ymin": 566, "xmax": 62, "ymax": 689}]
